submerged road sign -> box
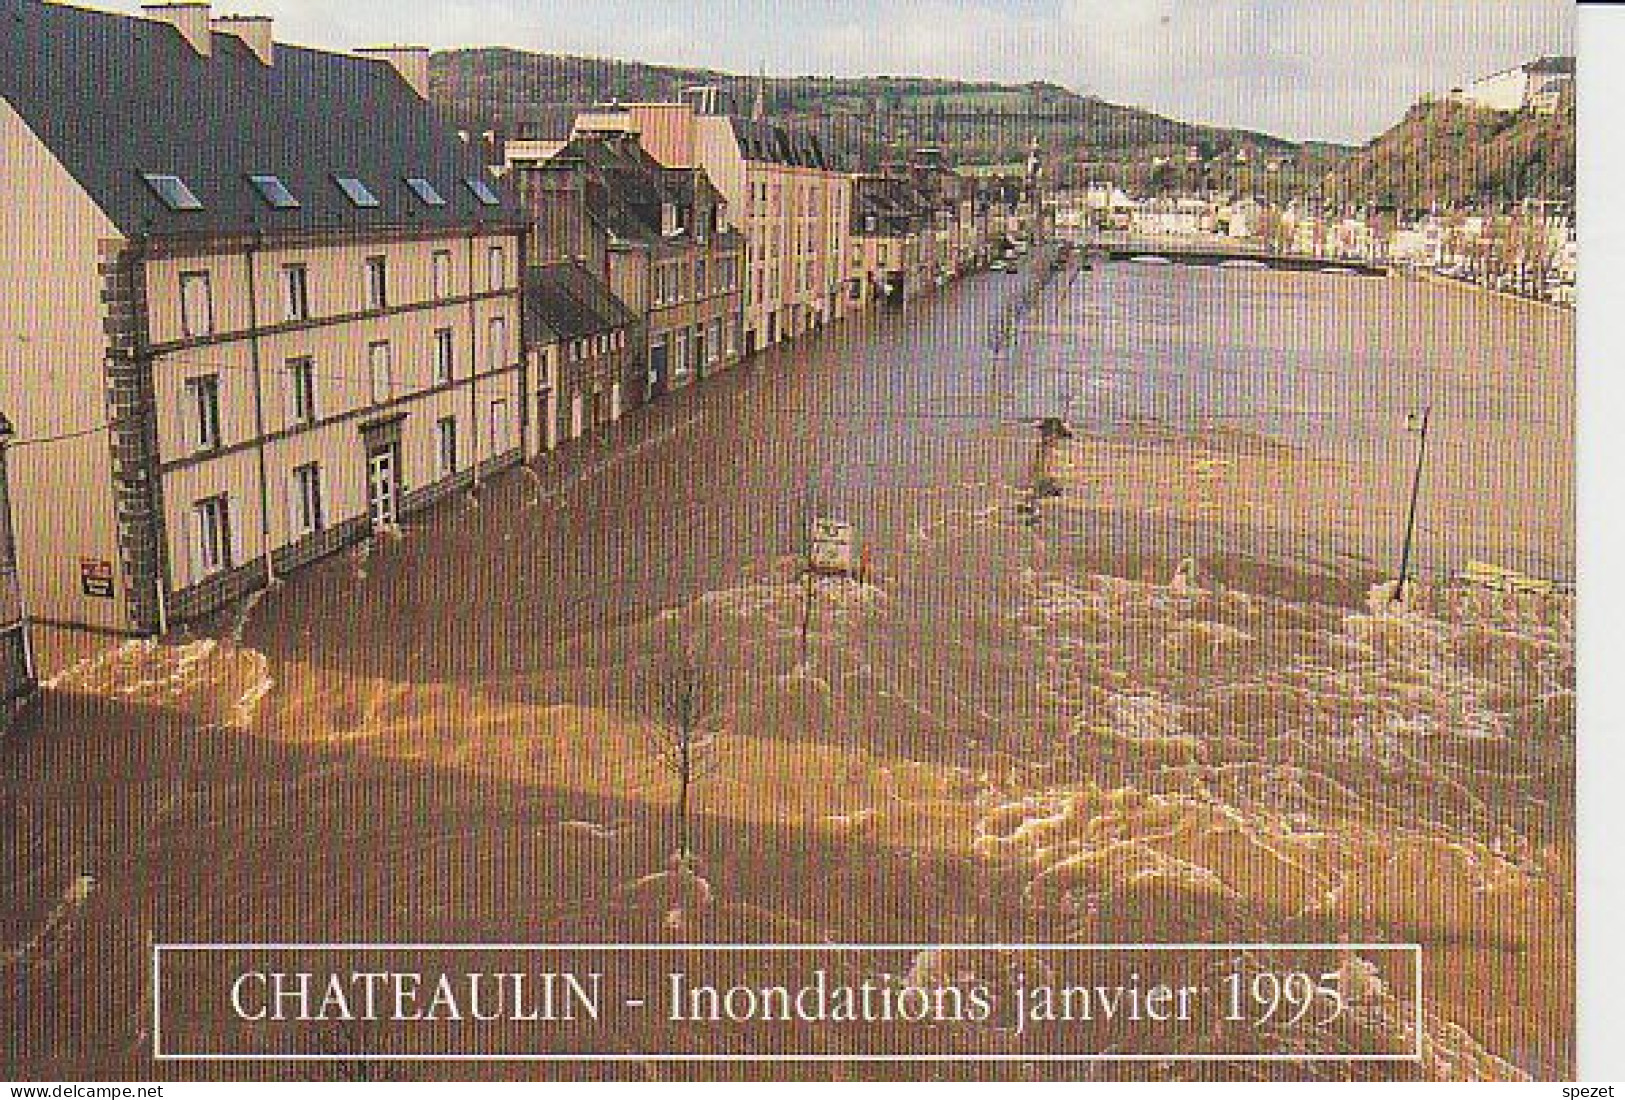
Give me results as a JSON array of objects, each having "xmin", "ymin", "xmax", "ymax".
[{"xmin": 809, "ymin": 518, "xmax": 856, "ymax": 574}]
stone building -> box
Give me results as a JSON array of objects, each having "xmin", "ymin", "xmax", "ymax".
[
  {"xmin": 572, "ymin": 93, "xmax": 854, "ymax": 355},
  {"xmin": 509, "ymin": 128, "xmax": 745, "ymax": 399},
  {"xmin": 523, "ymin": 262, "xmax": 642, "ymax": 450},
  {"xmin": 0, "ymin": 0, "xmax": 526, "ymax": 631}
]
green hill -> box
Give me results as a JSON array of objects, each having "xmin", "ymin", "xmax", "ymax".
[
  {"xmin": 429, "ymin": 48, "xmax": 1333, "ymax": 179},
  {"xmin": 1331, "ymin": 92, "xmax": 1575, "ymax": 212}
]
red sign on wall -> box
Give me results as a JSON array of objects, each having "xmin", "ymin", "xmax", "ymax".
[{"xmin": 80, "ymin": 558, "xmax": 115, "ymax": 599}]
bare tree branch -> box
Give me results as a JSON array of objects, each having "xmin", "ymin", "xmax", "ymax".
[{"xmin": 638, "ymin": 637, "xmax": 724, "ymax": 864}]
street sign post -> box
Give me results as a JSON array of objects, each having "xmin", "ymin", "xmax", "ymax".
[{"xmin": 809, "ymin": 518, "xmax": 856, "ymax": 575}]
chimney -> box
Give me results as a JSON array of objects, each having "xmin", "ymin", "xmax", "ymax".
[
  {"xmin": 358, "ymin": 46, "xmax": 431, "ymax": 100},
  {"xmin": 142, "ymin": 2, "xmax": 212, "ymax": 57},
  {"xmin": 211, "ymin": 14, "xmax": 273, "ymax": 65}
]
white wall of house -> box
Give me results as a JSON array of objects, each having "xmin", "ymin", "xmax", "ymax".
[
  {"xmin": 140, "ymin": 227, "xmax": 525, "ymax": 616},
  {"xmin": 0, "ymin": 97, "xmax": 131, "ymax": 631},
  {"xmin": 1456, "ymin": 67, "xmax": 1531, "ymax": 111}
]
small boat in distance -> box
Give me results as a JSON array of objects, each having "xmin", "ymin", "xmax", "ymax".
[
  {"xmin": 1130, "ymin": 255, "xmax": 1173, "ymax": 265},
  {"xmin": 1219, "ymin": 259, "xmax": 1269, "ymax": 271}
]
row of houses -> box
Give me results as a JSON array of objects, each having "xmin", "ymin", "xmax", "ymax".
[{"xmin": 0, "ymin": 0, "xmax": 1038, "ymax": 665}]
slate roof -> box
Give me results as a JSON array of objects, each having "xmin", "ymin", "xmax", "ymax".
[
  {"xmin": 0, "ymin": 0, "xmax": 520, "ymax": 238},
  {"xmin": 523, "ymin": 262, "xmax": 639, "ymax": 345},
  {"xmin": 551, "ymin": 135, "xmax": 677, "ymax": 243},
  {"xmin": 850, "ymin": 175, "xmax": 927, "ymax": 236},
  {"xmin": 550, "ymin": 135, "xmax": 740, "ymax": 252},
  {"xmin": 728, "ymin": 117, "xmax": 839, "ymax": 171},
  {"xmin": 1525, "ymin": 56, "xmax": 1575, "ymax": 75}
]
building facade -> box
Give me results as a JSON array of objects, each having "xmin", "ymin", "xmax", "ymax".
[
  {"xmin": 509, "ymin": 129, "xmax": 745, "ymax": 399},
  {"xmin": 848, "ymin": 174, "xmax": 926, "ymax": 306},
  {"xmin": 574, "ymin": 96, "xmax": 853, "ymax": 355},
  {"xmin": 523, "ymin": 262, "xmax": 642, "ymax": 451},
  {"xmin": 0, "ymin": 0, "xmax": 526, "ymax": 632},
  {"xmin": 0, "ymin": 416, "xmax": 34, "ymax": 710},
  {"xmin": 1450, "ymin": 56, "xmax": 1575, "ymax": 114}
]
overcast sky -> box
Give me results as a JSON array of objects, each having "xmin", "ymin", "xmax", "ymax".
[{"xmin": 105, "ymin": 0, "xmax": 1573, "ymax": 143}]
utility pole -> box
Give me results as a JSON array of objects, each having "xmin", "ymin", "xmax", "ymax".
[
  {"xmin": 1392, "ymin": 406, "xmax": 1432, "ymax": 604},
  {"xmin": 1016, "ymin": 417, "xmax": 1072, "ymax": 529}
]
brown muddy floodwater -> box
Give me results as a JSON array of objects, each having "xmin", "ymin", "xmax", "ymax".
[{"xmin": 5, "ymin": 261, "xmax": 1574, "ymax": 1080}]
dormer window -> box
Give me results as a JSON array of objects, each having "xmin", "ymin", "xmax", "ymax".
[
  {"xmin": 406, "ymin": 178, "xmax": 446, "ymax": 207},
  {"xmin": 465, "ymin": 177, "xmax": 501, "ymax": 206},
  {"xmin": 143, "ymin": 173, "xmax": 203, "ymax": 211},
  {"xmin": 334, "ymin": 176, "xmax": 381, "ymax": 208},
  {"xmin": 249, "ymin": 174, "xmax": 300, "ymax": 210}
]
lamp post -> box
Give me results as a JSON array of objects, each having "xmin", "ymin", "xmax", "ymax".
[{"xmin": 1392, "ymin": 407, "xmax": 1432, "ymax": 604}]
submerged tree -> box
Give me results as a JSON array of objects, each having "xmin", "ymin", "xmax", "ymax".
[{"xmin": 640, "ymin": 640, "xmax": 723, "ymax": 866}]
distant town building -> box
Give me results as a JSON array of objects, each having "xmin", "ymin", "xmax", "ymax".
[
  {"xmin": 849, "ymin": 174, "xmax": 927, "ymax": 305},
  {"xmin": 885, "ymin": 148, "xmax": 984, "ymax": 280},
  {"xmin": 1449, "ymin": 56, "xmax": 1574, "ymax": 115},
  {"xmin": 1130, "ymin": 197, "xmax": 1213, "ymax": 236},
  {"xmin": 0, "ymin": 0, "xmax": 526, "ymax": 632}
]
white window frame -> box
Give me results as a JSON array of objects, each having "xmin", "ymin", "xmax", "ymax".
[
  {"xmin": 179, "ymin": 270, "xmax": 213, "ymax": 338},
  {"xmin": 368, "ymin": 341, "xmax": 392, "ymax": 404},
  {"xmin": 285, "ymin": 357, "xmax": 316, "ymax": 425},
  {"xmin": 282, "ymin": 263, "xmax": 311, "ymax": 323},
  {"xmin": 365, "ymin": 255, "xmax": 388, "ymax": 310},
  {"xmin": 185, "ymin": 375, "xmax": 222, "ymax": 452},
  {"xmin": 488, "ymin": 316, "xmax": 508, "ymax": 373},
  {"xmin": 289, "ymin": 462, "xmax": 325, "ymax": 537},
  {"xmin": 487, "ymin": 245, "xmax": 506, "ymax": 292},
  {"xmin": 434, "ymin": 327, "xmax": 455, "ymax": 385},
  {"xmin": 432, "ymin": 250, "xmax": 453, "ymax": 299},
  {"xmin": 490, "ymin": 398, "xmax": 512, "ymax": 456},
  {"xmin": 436, "ymin": 415, "xmax": 460, "ymax": 478},
  {"xmin": 191, "ymin": 494, "xmax": 233, "ymax": 579}
]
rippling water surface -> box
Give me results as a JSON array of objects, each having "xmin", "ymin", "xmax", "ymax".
[{"xmin": 12, "ymin": 262, "xmax": 1574, "ymax": 1079}]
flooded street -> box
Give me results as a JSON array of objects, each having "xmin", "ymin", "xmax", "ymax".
[{"xmin": 4, "ymin": 261, "xmax": 1574, "ymax": 1079}]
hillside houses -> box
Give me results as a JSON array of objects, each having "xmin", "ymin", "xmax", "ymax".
[{"xmin": 1449, "ymin": 56, "xmax": 1574, "ymax": 116}]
